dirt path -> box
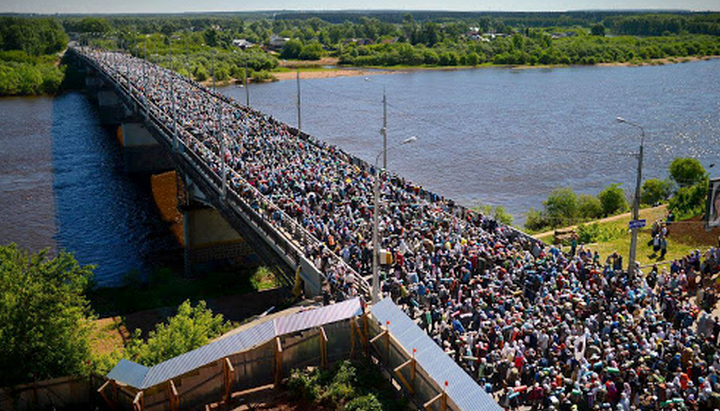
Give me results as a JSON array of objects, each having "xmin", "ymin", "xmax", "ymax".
[{"xmin": 533, "ymin": 204, "xmax": 668, "ymax": 240}]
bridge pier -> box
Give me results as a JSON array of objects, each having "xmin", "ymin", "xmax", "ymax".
[
  {"xmin": 85, "ymin": 74, "xmax": 101, "ymax": 102},
  {"xmin": 97, "ymin": 88, "xmax": 122, "ymax": 126},
  {"xmin": 120, "ymin": 122, "xmax": 174, "ymax": 174},
  {"xmin": 182, "ymin": 202, "xmax": 255, "ymax": 274}
]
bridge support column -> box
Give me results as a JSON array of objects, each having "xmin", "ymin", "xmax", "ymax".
[
  {"xmin": 85, "ymin": 74, "xmax": 101, "ymax": 102},
  {"xmin": 182, "ymin": 203, "xmax": 255, "ymax": 274},
  {"xmin": 120, "ymin": 122, "xmax": 173, "ymax": 174},
  {"xmin": 98, "ymin": 88, "xmax": 122, "ymax": 126}
]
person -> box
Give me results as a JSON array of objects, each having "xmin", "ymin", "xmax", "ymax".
[{"xmin": 710, "ymin": 186, "xmax": 720, "ymax": 227}]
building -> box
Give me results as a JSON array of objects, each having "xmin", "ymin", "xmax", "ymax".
[{"xmin": 232, "ymin": 39, "xmax": 254, "ymax": 50}]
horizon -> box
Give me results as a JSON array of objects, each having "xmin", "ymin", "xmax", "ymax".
[{"xmin": 2, "ymin": 2, "xmax": 719, "ymax": 15}]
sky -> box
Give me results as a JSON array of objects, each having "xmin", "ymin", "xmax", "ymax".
[{"xmin": 0, "ymin": 0, "xmax": 718, "ymax": 14}]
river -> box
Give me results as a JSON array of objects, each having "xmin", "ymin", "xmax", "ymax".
[
  {"xmin": 0, "ymin": 93, "xmax": 179, "ymax": 286},
  {"xmin": 223, "ymin": 60, "xmax": 720, "ymax": 224},
  {"xmin": 0, "ymin": 60, "xmax": 718, "ymax": 286}
]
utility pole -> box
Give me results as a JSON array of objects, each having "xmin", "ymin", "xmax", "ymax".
[
  {"xmin": 244, "ymin": 59, "xmax": 250, "ymax": 106},
  {"xmin": 296, "ymin": 70, "xmax": 301, "ymax": 131},
  {"xmin": 170, "ymin": 39, "xmax": 178, "ymax": 152},
  {"xmin": 211, "ymin": 49, "xmax": 216, "ymax": 92},
  {"xmin": 185, "ymin": 35, "xmax": 192, "ymax": 80},
  {"xmin": 617, "ymin": 117, "xmax": 645, "ymax": 281},
  {"xmin": 381, "ymin": 87, "xmax": 388, "ymax": 170}
]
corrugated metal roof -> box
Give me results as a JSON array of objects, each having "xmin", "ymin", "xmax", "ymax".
[
  {"xmin": 274, "ymin": 298, "xmax": 362, "ymax": 335},
  {"xmin": 106, "ymin": 298, "xmax": 362, "ymax": 390},
  {"xmin": 107, "ymin": 359, "xmax": 149, "ymax": 388},
  {"xmin": 371, "ymin": 298, "xmax": 503, "ymax": 411},
  {"xmin": 140, "ymin": 319, "xmax": 276, "ymax": 389}
]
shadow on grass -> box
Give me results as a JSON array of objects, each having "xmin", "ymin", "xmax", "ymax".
[{"xmin": 89, "ymin": 265, "xmax": 288, "ymax": 319}]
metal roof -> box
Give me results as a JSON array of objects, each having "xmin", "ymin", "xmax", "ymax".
[
  {"xmin": 274, "ymin": 298, "xmax": 363, "ymax": 335},
  {"xmin": 107, "ymin": 359, "xmax": 149, "ymax": 389},
  {"xmin": 371, "ymin": 298, "xmax": 502, "ymax": 411},
  {"xmin": 107, "ymin": 298, "xmax": 362, "ymax": 390},
  {"xmin": 140, "ymin": 319, "xmax": 276, "ymax": 389}
]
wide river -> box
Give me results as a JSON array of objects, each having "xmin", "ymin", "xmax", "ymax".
[{"xmin": 1, "ymin": 60, "xmax": 718, "ymax": 286}]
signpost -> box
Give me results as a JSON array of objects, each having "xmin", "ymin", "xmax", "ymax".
[{"xmin": 629, "ymin": 219, "xmax": 646, "ymax": 230}]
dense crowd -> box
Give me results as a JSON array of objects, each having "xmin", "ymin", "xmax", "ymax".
[{"xmin": 82, "ymin": 48, "xmax": 720, "ymax": 411}]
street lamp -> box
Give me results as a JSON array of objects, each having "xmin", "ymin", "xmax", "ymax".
[
  {"xmin": 616, "ymin": 117, "xmax": 646, "ymax": 281},
  {"xmin": 372, "ymin": 136, "xmax": 417, "ymax": 303}
]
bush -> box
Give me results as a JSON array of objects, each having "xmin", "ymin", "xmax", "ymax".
[
  {"xmin": 525, "ymin": 208, "xmax": 550, "ymax": 232},
  {"xmin": 299, "ymin": 42, "xmax": 324, "ymax": 60},
  {"xmin": 473, "ymin": 203, "xmax": 513, "ymax": 226},
  {"xmin": 543, "ymin": 187, "xmax": 578, "ymax": 227},
  {"xmin": 346, "ymin": 394, "xmax": 383, "ymax": 411},
  {"xmin": 288, "ymin": 369, "xmax": 321, "ymax": 402},
  {"xmin": 669, "ymin": 178, "xmax": 708, "ymax": 219},
  {"xmin": 641, "ymin": 178, "xmax": 672, "ymax": 205},
  {"xmin": 669, "ymin": 157, "xmax": 706, "ymax": 187},
  {"xmin": 576, "ymin": 222, "xmax": 624, "ymax": 244},
  {"xmin": 578, "ymin": 194, "xmax": 604, "ymax": 219},
  {"xmin": 598, "ymin": 183, "xmax": 628, "ymax": 216},
  {"xmin": 250, "ymin": 70, "xmax": 277, "ymax": 82},
  {"xmin": 125, "ymin": 300, "xmax": 230, "ymax": 366},
  {"xmin": 194, "ymin": 64, "xmax": 208, "ymax": 81},
  {"xmin": 281, "ymin": 39, "xmax": 303, "ymax": 59}
]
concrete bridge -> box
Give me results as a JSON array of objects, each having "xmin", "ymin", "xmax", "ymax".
[{"xmin": 72, "ymin": 47, "xmax": 368, "ymax": 297}]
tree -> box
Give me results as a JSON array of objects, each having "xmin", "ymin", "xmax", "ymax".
[
  {"xmin": 641, "ymin": 178, "xmax": 671, "ymax": 205},
  {"xmin": 598, "ymin": 183, "xmax": 628, "ymax": 216},
  {"xmin": 578, "ymin": 194, "xmax": 604, "ymax": 219},
  {"xmin": 194, "ymin": 64, "xmax": 208, "ymax": 81},
  {"xmin": 299, "ymin": 42, "xmax": 324, "ymax": 60},
  {"xmin": 669, "ymin": 157, "xmax": 706, "ymax": 187},
  {"xmin": 0, "ymin": 244, "xmax": 94, "ymax": 386},
  {"xmin": 466, "ymin": 52, "xmax": 480, "ymax": 66},
  {"xmin": 474, "ymin": 204, "xmax": 513, "ymax": 226},
  {"xmin": 591, "ymin": 24, "xmax": 606, "ymax": 37},
  {"xmin": 125, "ymin": 300, "xmax": 230, "ymax": 366},
  {"xmin": 280, "ymin": 39, "xmax": 303, "ymax": 59},
  {"xmin": 543, "ymin": 187, "xmax": 579, "ymax": 227},
  {"xmin": 669, "ymin": 178, "xmax": 708, "ymax": 219}
]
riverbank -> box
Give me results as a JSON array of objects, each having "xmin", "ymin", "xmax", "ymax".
[{"xmin": 262, "ymin": 54, "xmax": 720, "ymax": 83}]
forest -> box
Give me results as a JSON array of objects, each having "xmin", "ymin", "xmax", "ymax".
[
  {"xmin": 0, "ymin": 17, "xmax": 68, "ymax": 95},
  {"xmin": 1, "ymin": 12, "xmax": 720, "ymax": 95}
]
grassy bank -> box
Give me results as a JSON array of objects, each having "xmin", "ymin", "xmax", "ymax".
[{"xmin": 534, "ymin": 205, "xmax": 720, "ymax": 266}]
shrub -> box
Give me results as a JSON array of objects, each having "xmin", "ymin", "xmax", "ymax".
[
  {"xmin": 578, "ymin": 194, "xmax": 604, "ymax": 219},
  {"xmin": 544, "ymin": 187, "xmax": 578, "ymax": 227},
  {"xmin": 598, "ymin": 183, "xmax": 628, "ymax": 216},
  {"xmin": 346, "ymin": 394, "xmax": 383, "ymax": 411},
  {"xmin": 641, "ymin": 178, "xmax": 672, "ymax": 205}
]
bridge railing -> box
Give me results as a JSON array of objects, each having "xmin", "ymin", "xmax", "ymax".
[{"xmin": 73, "ymin": 47, "xmax": 371, "ymax": 297}]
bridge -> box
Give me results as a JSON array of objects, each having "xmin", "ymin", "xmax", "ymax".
[
  {"xmin": 68, "ymin": 46, "xmax": 531, "ymax": 411},
  {"xmin": 71, "ymin": 46, "xmax": 535, "ymax": 299},
  {"xmin": 72, "ymin": 46, "xmax": 373, "ymax": 296}
]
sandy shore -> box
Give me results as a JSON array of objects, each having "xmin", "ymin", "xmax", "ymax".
[
  {"xmin": 273, "ymin": 68, "xmax": 395, "ymax": 81},
  {"xmin": 197, "ymin": 55, "xmax": 718, "ymax": 86}
]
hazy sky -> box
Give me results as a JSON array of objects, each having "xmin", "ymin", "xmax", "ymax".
[{"xmin": 1, "ymin": 0, "xmax": 718, "ymax": 14}]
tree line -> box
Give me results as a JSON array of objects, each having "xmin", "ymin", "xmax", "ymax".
[
  {"xmin": 524, "ymin": 157, "xmax": 710, "ymax": 232},
  {"xmin": 0, "ymin": 17, "xmax": 68, "ymax": 96}
]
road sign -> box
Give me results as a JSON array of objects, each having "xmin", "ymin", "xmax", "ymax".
[{"xmin": 629, "ymin": 219, "xmax": 646, "ymax": 229}]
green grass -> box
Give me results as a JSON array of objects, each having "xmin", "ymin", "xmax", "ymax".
[
  {"xmin": 537, "ymin": 206, "xmax": 716, "ymax": 266},
  {"xmin": 89, "ymin": 265, "xmax": 281, "ymax": 316}
]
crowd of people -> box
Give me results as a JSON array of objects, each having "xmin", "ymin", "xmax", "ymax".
[{"xmin": 81, "ymin": 48, "xmax": 720, "ymax": 411}]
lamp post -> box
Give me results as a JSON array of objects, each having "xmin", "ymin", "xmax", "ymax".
[
  {"xmin": 617, "ymin": 117, "xmax": 646, "ymax": 281},
  {"xmin": 372, "ymin": 136, "xmax": 417, "ymax": 303}
]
